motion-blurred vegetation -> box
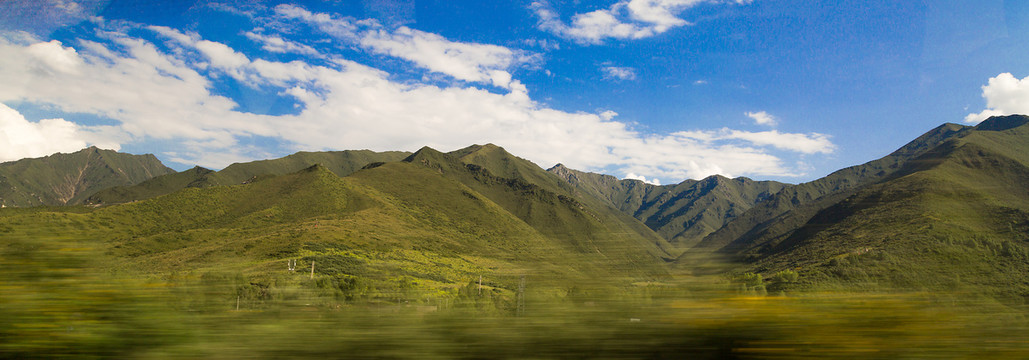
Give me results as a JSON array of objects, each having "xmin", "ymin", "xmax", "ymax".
[{"xmin": 3, "ymin": 214, "xmax": 1028, "ymax": 359}]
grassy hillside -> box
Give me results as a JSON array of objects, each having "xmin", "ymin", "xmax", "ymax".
[
  {"xmin": 737, "ymin": 116, "xmax": 1029, "ymax": 301},
  {"xmin": 690, "ymin": 122, "xmax": 972, "ymax": 260},
  {"xmin": 548, "ymin": 164, "xmax": 786, "ymax": 248},
  {"xmin": 3, "ymin": 155, "xmax": 672, "ymax": 307},
  {"xmin": 404, "ymin": 145, "xmax": 675, "ymax": 264},
  {"xmin": 4, "ymin": 129, "xmax": 1029, "ymax": 357},
  {"xmin": 0, "ymin": 146, "xmax": 174, "ymax": 207},
  {"xmin": 87, "ymin": 149, "xmax": 409, "ymax": 205}
]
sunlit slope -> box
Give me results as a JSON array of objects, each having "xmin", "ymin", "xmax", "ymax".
[
  {"xmin": 742, "ymin": 115, "xmax": 1029, "ymax": 299},
  {"xmin": 404, "ymin": 145, "xmax": 675, "ymax": 264},
  {"xmin": 0, "ymin": 147, "xmax": 174, "ymax": 207},
  {"xmin": 90, "ymin": 164, "xmax": 552, "ymax": 274},
  {"xmin": 87, "ymin": 149, "xmax": 409, "ymax": 205},
  {"xmin": 451, "ymin": 145, "xmax": 677, "ymax": 258},
  {"xmin": 38, "ymin": 159, "xmax": 669, "ymax": 297},
  {"xmin": 691, "ymin": 122, "xmax": 972, "ymax": 258},
  {"xmin": 547, "ymin": 164, "xmax": 786, "ymax": 248}
]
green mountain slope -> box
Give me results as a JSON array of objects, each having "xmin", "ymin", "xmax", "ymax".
[
  {"xmin": 690, "ymin": 122, "xmax": 972, "ymax": 259},
  {"xmin": 402, "ymin": 145, "xmax": 675, "ymax": 264},
  {"xmin": 0, "ymin": 147, "xmax": 174, "ymax": 207},
  {"xmin": 739, "ymin": 115, "xmax": 1029, "ymax": 299},
  {"xmin": 1, "ymin": 158, "xmax": 669, "ymax": 309},
  {"xmin": 87, "ymin": 149, "xmax": 409, "ymax": 205},
  {"xmin": 547, "ymin": 164, "xmax": 786, "ymax": 248}
]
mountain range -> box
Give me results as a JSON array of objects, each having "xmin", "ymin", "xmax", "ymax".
[
  {"xmin": 0, "ymin": 146, "xmax": 173, "ymax": 207},
  {"xmin": 1, "ymin": 115, "xmax": 1028, "ymax": 298}
]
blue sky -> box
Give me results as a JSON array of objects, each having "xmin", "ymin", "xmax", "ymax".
[{"xmin": 0, "ymin": 0, "xmax": 1027, "ymax": 185}]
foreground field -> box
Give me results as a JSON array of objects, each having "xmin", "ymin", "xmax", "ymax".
[{"xmin": 3, "ymin": 230, "xmax": 1028, "ymax": 359}]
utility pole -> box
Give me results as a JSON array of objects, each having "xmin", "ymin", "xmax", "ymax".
[
  {"xmin": 310, "ymin": 260, "xmax": 315, "ymax": 280},
  {"xmin": 478, "ymin": 275, "xmax": 482, "ymax": 295},
  {"xmin": 517, "ymin": 275, "xmax": 526, "ymax": 316}
]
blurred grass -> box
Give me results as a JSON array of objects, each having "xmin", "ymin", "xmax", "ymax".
[{"xmin": 3, "ymin": 231, "xmax": 1029, "ymax": 359}]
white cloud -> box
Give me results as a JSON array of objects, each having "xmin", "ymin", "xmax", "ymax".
[
  {"xmin": 205, "ymin": 2, "xmax": 265, "ymax": 18},
  {"xmin": 625, "ymin": 172, "xmax": 660, "ymax": 185},
  {"xmin": 965, "ymin": 72, "xmax": 1029, "ymax": 124},
  {"xmin": 0, "ymin": 33, "xmax": 263, "ymax": 166},
  {"xmin": 675, "ymin": 128, "xmax": 834, "ymax": 154},
  {"xmin": 0, "ymin": 102, "xmax": 120, "ymax": 162},
  {"xmin": 0, "ymin": 10, "xmax": 832, "ymax": 184},
  {"xmin": 531, "ymin": 0, "xmax": 742, "ymax": 44},
  {"xmin": 524, "ymin": 38, "xmax": 560, "ymax": 51},
  {"xmin": 602, "ymin": 66, "xmax": 637, "ymax": 81},
  {"xmin": 25, "ymin": 39, "xmax": 82, "ymax": 74},
  {"xmin": 744, "ymin": 111, "xmax": 776, "ymax": 126},
  {"xmin": 274, "ymin": 4, "xmax": 539, "ymax": 90},
  {"xmin": 244, "ymin": 31, "xmax": 322, "ymax": 57}
]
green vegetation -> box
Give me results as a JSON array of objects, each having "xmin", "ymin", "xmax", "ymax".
[
  {"xmin": 4, "ymin": 231, "xmax": 1029, "ymax": 358},
  {"xmin": 2, "ymin": 116, "xmax": 1029, "ymax": 357},
  {"xmin": 549, "ymin": 164, "xmax": 786, "ymax": 248},
  {"xmin": 693, "ymin": 122, "xmax": 972, "ymax": 256},
  {"xmin": 0, "ymin": 146, "xmax": 174, "ymax": 207},
  {"xmin": 720, "ymin": 115, "xmax": 1029, "ymax": 303},
  {"xmin": 87, "ymin": 149, "xmax": 410, "ymax": 205}
]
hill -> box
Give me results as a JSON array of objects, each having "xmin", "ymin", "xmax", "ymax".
[
  {"xmin": 548, "ymin": 164, "xmax": 786, "ymax": 248},
  {"xmin": 732, "ymin": 115, "xmax": 1029, "ymax": 299},
  {"xmin": 688, "ymin": 121, "xmax": 972, "ymax": 261},
  {"xmin": 0, "ymin": 146, "xmax": 174, "ymax": 207},
  {"xmin": 86, "ymin": 149, "xmax": 409, "ymax": 205},
  {"xmin": 401, "ymin": 145, "xmax": 676, "ymax": 262},
  {"xmin": 2, "ymin": 150, "xmax": 672, "ymax": 307}
]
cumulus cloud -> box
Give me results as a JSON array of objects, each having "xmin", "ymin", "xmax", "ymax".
[
  {"xmin": 965, "ymin": 73, "xmax": 1029, "ymax": 124},
  {"xmin": 625, "ymin": 172, "xmax": 660, "ymax": 185},
  {"xmin": 744, "ymin": 111, "xmax": 776, "ymax": 126},
  {"xmin": 25, "ymin": 39, "xmax": 83, "ymax": 74},
  {"xmin": 274, "ymin": 4, "xmax": 539, "ymax": 90},
  {"xmin": 0, "ymin": 102, "xmax": 120, "ymax": 162},
  {"xmin": 532, "ymin": 0, "xmax": 745, "ymax": 44},
  {"xmin": 0, "ymin": 6, "xmax": 832, "ymax": 183},
  {"xmin": 602, "ymin": 66, "xmax": 637, "ymax": 81},
  {"xmin": 0, "ymin": 32, "xmax": 265, "ymax": 167}
]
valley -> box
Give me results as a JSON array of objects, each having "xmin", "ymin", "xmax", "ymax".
[{"xmin": 2, "ymin": 115, "xmax": 1029, "ymax": 358}]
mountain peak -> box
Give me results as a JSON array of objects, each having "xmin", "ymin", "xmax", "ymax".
[
  {"xmin": 547, "ymin": 163, "xmax": 569, "ymax": 172},
  {"xmin": 300, "ymin": 163, "xmax": 329, "ymax": 173},
  {"xmin": 403, "ymin": 146, "xmax": 446, "ymax": 162},
  {"xmin": 975, "ymin": 114, "xmax": 1029, "ymax": 132},
  {"xmin": 448, "ymin": 143, "xmax": 508, "ymax": 159}
]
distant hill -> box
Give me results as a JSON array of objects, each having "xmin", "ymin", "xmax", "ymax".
[
  {"xmin": 548, "ymin": 164, "xmax": 786, "ymax": 248},
  {"xmin": 729, "ymin": 115, "xmax": 1029, "ymax": 299},
  {"xmin": 14, "ymin": 153, "xmax": 672, "ymax": 303},
  {"xmin": 399, "ymin": 144, "xmax": 675, "ymax": 263},
  {"xmin": 86, "ymin": 149, "xmax": 410, "ymax": 205},
  {"xmin": 689, "ymin": 121, "xmax": 972, "ymax": 260},
  {"xmin": 0, "ymin": 147, "xmax": 174, "ymax": 207},
  {"xmin": 2, "ymin": 117, "xmax": 1029, "ymax": 301}
]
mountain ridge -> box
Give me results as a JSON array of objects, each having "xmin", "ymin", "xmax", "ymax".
[
  {"xmin": 547, "ymin": 164, "xmax": 787, "ymax": 248},
  {"xmin": 87, "ymin": 149, "xmax": 410, "ymax": 205},
  {"xmin": 734, "ymin": 115, "xmax": 1029, "ymax": 299},
  {"xmin": 0, "ymin": 146, "xmax": 174, "ymax": 207},
  {"xmin": 687, "ymin": 121, "xmax": 976, "ymax": 260}
]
